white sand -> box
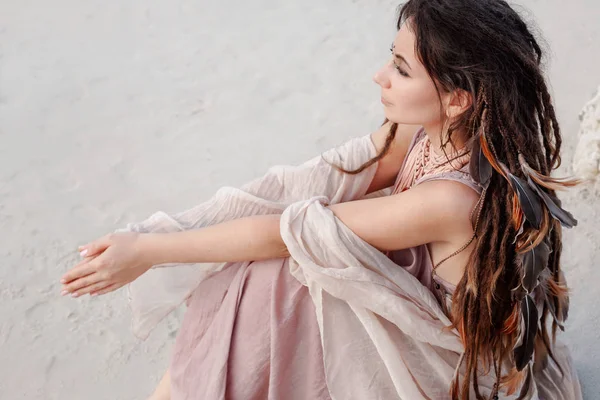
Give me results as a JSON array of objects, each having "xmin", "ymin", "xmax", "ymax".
[{"xmin": 1, "ymin": 1, "xmax": 598, "ymax": 399}]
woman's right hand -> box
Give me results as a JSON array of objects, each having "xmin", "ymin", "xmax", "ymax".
[{"xmin": 60, "ymin": 232, "xmax": 154, "ymax": 297}]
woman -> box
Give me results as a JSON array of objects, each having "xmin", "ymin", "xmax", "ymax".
[{"xmin": 60, "ymin": 0, "xmax": 583, "ymax": 399}]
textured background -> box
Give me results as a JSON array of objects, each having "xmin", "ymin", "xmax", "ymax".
[{"xmin": 1, "ymin": 1, "xmax": 598, "ymax": 399}]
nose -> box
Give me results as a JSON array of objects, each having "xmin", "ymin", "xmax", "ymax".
[{"xmin": 373, "ymin": 61, "xmax": 392, "ymax": 89}]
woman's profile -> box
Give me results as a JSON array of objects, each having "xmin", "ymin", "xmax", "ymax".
[{"xmin": 60, "ymin": 0, "xmax": 583, "ymax": 398}]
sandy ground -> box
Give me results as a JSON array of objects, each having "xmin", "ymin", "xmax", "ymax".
[{"xmin": 1, "ymin": 1, "xmax": 598, "ymax": 399}]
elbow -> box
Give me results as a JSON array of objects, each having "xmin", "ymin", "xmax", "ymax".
[
  {"xmin": 263, "ymin": 214, "xmax": 291, "ymax": 260},
  {"xmin": 274, "ymin": 231, "xmax": 290, "ymax": 259},
  {"xmin": 278, "ymin": 244, "xmax": 291, "ymax": 259},
  {"xmin": 258, "ymin": 239, "xmax": 289, "ymax": 261}
]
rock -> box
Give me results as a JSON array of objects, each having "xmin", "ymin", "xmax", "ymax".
[{"xmin": 573, "ymin": 86, "xmax": 600, "ymax": 180}]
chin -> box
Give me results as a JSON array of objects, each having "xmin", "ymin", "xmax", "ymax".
[
  {"xmin": 382, "ymin": 109, "xmax": 403, "ymax": 124},
  {"xmin": 383, "ymin": 109, "xmax": 422, "ymax": 126},
  {"xmin": 382, "ymin": 107, "xmax": 396, "ymax": 120}
]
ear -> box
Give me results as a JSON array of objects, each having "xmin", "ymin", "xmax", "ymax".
[{"xmin": 445, "ymin": 88, "xmax": 473, "ymax": 119}]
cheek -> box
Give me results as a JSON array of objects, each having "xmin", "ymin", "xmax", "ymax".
[{"xmin": 385, "ymin": 78, "xmax": 442, "ymax": 124}]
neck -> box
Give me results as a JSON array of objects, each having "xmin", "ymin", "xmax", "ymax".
[{"xmin": 422, "ymin": 122, "xmax": 468, "ymax": 157}]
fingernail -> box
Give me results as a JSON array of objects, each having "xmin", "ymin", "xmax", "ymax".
[
  {"xmin": 61, "ymin": 290, "xmax": 68, "ymax": 296},
  {"xmin": 71, "ymin": 292, "xmax": 79, "ymax": 298},
  {"xmin": 79, "ymin": 249, "xmax": 88, "ymax": 257},
  {"xmin": 60, "ymin": 279, "xmax": 65, "ymax": 283}
]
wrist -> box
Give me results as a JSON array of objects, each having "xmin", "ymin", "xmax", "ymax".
[{"xmin": 137, "ymin": 232, "xmax": 167, "ymax": 267}]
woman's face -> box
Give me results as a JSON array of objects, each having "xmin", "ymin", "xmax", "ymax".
[{"xmin": 373, "ymin": 22, "xmax": 448, "ymax": 126}]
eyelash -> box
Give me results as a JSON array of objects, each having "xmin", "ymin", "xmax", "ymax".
[
  {"xmin": 395, "ymin": 65, "xmax": 409, "ymax": 77},
  {"xmin": 389, "ymin": 45, "xmax": 409, "ymax": 77}
]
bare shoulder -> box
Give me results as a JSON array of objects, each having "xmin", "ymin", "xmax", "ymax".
[
  {"xmin": 328, "ymin": 176, "xmax": 480, "ymax": 252},
  {"xmin": 366, "ymin": 122, "xmax": 421, "ymax": 194},
  {"xmin": 418, "ymin": 179, "xmax": 480, "ymax": 232},
  {"xmin": 419, "ymin": 180, "xmax": 481, "ymax": 285},
  {"xmin": 404, "ymin": 179, "xmax": 480, "ymax": 240}
]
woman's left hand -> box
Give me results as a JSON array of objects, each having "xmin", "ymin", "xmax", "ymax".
[{"xmin": 60, "ymin": 232, "xmax": 153, "ymax": 297}]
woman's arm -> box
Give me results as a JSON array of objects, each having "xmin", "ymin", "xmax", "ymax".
[
  {"xmin": 61, "ymin": 179, "xmax": 477, "ymax": 297},
  {"xmin": 142, "ymin": 214, "xmax": 289, "ymax": 265},
  {"xmin": 142, "ymin": 179, "xmax": 477, "ymax": 265},
  {"xmin": 60, "ymin": 215, "xmax": 288, "ymax": 297}
]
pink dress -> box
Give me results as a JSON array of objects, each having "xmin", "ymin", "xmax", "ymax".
[{"xmin": 169, "ymin": 128, "xmax": 481, "ymax": 399}]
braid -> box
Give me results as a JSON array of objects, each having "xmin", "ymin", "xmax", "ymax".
[
  {"xmin": 329, "ymin": 120, "xmax": 398, "ymax": 175},
  {"xmin": 538, "ymin": 81, "xmax": 563, "ymax": 169}
]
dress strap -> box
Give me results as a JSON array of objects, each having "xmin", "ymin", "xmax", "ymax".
[{"xmin": 414, "ymin": 167, "xmax": 483, "ymax": 195}]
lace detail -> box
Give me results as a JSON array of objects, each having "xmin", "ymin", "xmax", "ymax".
[{"xmin": 394, "ymin": 130, "xmax": 471, "ymax": 194}]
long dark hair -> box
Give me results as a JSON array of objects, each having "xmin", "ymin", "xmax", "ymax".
[{"xmin": 336, "ymin": 1, "xmax": 580, "ymax": 398}]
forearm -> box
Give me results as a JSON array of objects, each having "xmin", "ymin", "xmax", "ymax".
[{"xmin": 141, "ymin": 214, "xmax": 290, "ymax": 265}]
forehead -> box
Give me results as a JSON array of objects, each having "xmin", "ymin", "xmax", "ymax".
[{"xmin": 392, "ymin": 22, "xmax": 418, "ymax": 62}]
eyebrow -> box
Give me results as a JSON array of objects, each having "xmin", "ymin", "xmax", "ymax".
[{"xmin": 391, "ymin": 43, "xmax": 412, "ymax": 70}]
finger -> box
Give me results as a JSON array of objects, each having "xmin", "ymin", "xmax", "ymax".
[
  {"xmin": 62, "ymin": 272, "xmax": 107, "ymax": 297},
  {"xmin": 90, "ymin": 283, "xmax": 121, "ymax": 297},
  {"xmin": 73, "ymin": 280, "xmax": 114, "ymax": 298},
  {"xmin": 60, "ymin": 259, "xmax": 97, "ymax": 285},
  {"xmin": 78, "ymin": 234, "xmax": 113, "ymax": 258},
  {"xmin": 61, "ymin": 255, "xmax": 107, "ymax": 289},
  {"xmin": 65, "ymin": 253, "xmax": 98, "ymax": 273}
]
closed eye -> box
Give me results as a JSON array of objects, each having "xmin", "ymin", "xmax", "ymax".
[
  {"xmin": 394, "ymin": 64, "xmax": 410, "ymax": 77},
  {"xmin": 390, "ymin": 44, "xmax": 411, "ymax": 77}
]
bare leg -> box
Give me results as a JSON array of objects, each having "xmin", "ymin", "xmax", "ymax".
[{"xmin": 147, "ymin": 368, "xmax": 171, "ymax": 400}]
